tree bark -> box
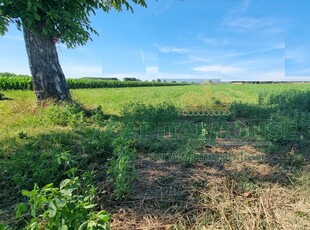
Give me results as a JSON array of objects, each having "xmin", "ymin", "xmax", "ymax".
[{"xmin": 23, "ymin": 27, "xmax": 70, "ymax": 101}]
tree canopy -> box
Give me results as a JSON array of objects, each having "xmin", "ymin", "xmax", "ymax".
[{"xmin": 0, "ymin": 0, "xmax": 147, "ymax": 47}]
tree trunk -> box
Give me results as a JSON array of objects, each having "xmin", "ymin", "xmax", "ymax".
[{"xmin": 23, "ymin": 27, "xmax": 70, "ymax": 101}]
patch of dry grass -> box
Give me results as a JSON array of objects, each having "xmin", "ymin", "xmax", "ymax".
[{"xmin": 103, "ymin": 148, "xmax": 310, "ymax": 230}]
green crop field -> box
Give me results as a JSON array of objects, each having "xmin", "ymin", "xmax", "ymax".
[
  {"xmin": 0, "ymin": 76, "xmax": 187, "ymax": 90},
  {"xmin": 1, "ymin": 84, "xmax": 310, "ymax": 229}
]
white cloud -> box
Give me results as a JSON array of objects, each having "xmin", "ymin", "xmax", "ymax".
[
  {"xmin": 193, "ymin": 65, "xmax": 245, "ymax": 74},
  {"xmin": 222, "ymin": 0, "xmax": 283, "ymax": 33},
  {"xmin": 146, "ymin": 66, "xmax": 159, "ymax": 75},
  {"xmin": 158, "ymin": 46, "xmax": 189, "ymax": 54},
  {"xmin": 226, "ymin": 0, "xmax": 252, "ymax": 17},
  {"xmin": 142, "ymin": 51, "xmax": 159, "ymax": 69},
  {"xmin": 221, "ymin": 70, "xmax": 287, "ymax": 82},
  {"xmin": 101, "ymin": 72, "xmax": 203, "ymax": 81},
  {"xmin": 233, "ymin": 57, "xmax": 284, "ymax": 69},
  {"xmin": 172, "ymin": 55, "xmax": 212, "ymax": 65},
  {"xmin": 249, "ymin": 71, "xmax": 285, "ymax": 80},
  {"xmin": 225, "ymin": 43, "xmax": 285, "ymax": 57},
  {"xmin": 173, "ymin": 43, "xmax": 284, "ymax": 67},
  {"xmin": 157, "ymin": 72, "xmax": 204, "ymax": 79},
  {"xmin": 198, "ymin": 36, "xmax": 228, "ymax": 46},
  {"xmin": 285, "ymin": 48, "xmax": 308, "ymax": 63},
  {"xmin": 62, "ymin": 64, "xmax": 102, "ymax": 77},
  {"xmin": 284, "ymin": 75, "xmax": 310, "ymax": 80},
  {"xmin": 224, "ymin": 17, "xmax": 277, "ymax": 29}
]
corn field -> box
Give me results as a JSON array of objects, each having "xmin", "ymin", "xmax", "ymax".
[{"xmin": 0, "ymin": 76, "xmax": 187, "ymax": 90}]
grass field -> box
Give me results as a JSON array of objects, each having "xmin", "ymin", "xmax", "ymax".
[{"xmin": 1, "ymin": 84, "xmax": 310, "ymax": 229}]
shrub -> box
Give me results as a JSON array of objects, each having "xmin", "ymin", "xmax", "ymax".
[
  {"xmin": 42, "ymin": 102, "xmax": 107, "ymax": 127},
  {"xmin": 43, "ymin": 102, "xmax": 86, "ymax": 126}
]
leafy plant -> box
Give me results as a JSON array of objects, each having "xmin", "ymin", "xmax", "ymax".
[
  {"xmin": 43, "ymin": 102, "xmax": 86, "ymax": 127},
  {"xmin": 16, "ymin": 177, "xmax": 110, "ymax": 230},
  {"xmin": 89, "ymin": 106, "xmax": 107, "ymax": 125},
  {"xmin": 108, "ymin": 137, "xmax": 137, "ymax": 200}
]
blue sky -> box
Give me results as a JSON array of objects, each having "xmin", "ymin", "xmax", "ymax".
[{"xmin": 1, "ymin": 0, "xmax": 310, "ymax": 81}]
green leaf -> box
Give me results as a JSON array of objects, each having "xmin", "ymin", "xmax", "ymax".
[
  {"xmin": 55, "ymin": 198, "xmax": 66, "ymax": 208},
  {"xmin": 60, "ymin": 225, "xmax": 68, "ymax": 230},
  {"xmin": 84, "ymin": 204, "xmax": 97, "ymax": 209},
  {"xmin": 87, "ymin": 221, "xmax": 96, "ymax": 228},
  {"xmin": 43, "ymin": 183, "xmax": 54, "ymax": 189},
  {"xmin": 0, "ymin": 224, "xmax": 6, "ymax": 230},
  {"xmin": 21, "ymin": 189, "xmax": 34, "ymax": 197},
  {"xmin": 48, "ymin": 201, "xmax": 57, "ymax": 217},
  {"xmin": 60, "ymin": 188, "xmax": 75, "ymax": 196},
  {"xmin": 78, "ymin": 222, "xmax": 87, "ymax": 230},
  {"xmin": 97, "ymin": 213, "xmax": 110, "ymax": 222},
  {"xmin": 34, "ymin": 13, "xmax": 41, "ymax": 21},
  {"xmin": 27, "ymin": 2, "xmax": 33, "ymax": 11},
  {"xmin": 16, "ymin": 203, "xmax": 28, "ymax": 218},
  {"xmin": 60, "ymin": 179, "xmax": 71, "ymax": 189}
]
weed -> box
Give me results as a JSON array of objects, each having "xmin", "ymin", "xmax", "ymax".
[
  {"xmin": 268, "ymin": 90, "xmax": 310, "ymax": 115},
  {"xmin": 230, "ymin": 102, "xmax": 273, "ymax": 120},
  {"xmin": 107, "ymin": 137, "xmax": 137, "ymax": 200},
  {"xmin": 18, "ymin": 132, "xmax": 28, "ymax": 139},
  {"xmin": 286, "ymin": 154, "xmax": 306, "ymax": 168},
  {"xmin": 42, "ymin": 102, "xmax": 86, "ymax": 127}
]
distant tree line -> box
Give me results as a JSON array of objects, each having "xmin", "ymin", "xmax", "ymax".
[
  {"xmin": 230, "ymin": 81, "xmax": 307, "ymax": 84},
  {"xmin": 0, "ymin": 72, "xmax": 30, "ymax": 77}
]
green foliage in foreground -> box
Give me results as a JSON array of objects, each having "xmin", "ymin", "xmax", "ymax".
[
  {"xmin": 16, "ymin": 177, "xmax": 110, "ymax": 230},
  {"xmin": 108, "ymin": 137, "xmax": 137, "ymax": 200},
  {"xmin": 0, "ymin": 76, "xmax": 187, "ymax": 90}
]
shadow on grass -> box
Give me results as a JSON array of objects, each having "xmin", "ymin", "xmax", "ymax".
[
  {"xmin": 103, "ymin": 150, "xmax": 310, "ymax": 229},
  {"xmin": 0, "ymin": 126, "xmax": 114, "ymax": 227},
  {"xmin": 2, "ymin": 90, "xmax": 310, "ymax": 228},
  {"xmin": 101, "ymin": 90, "xmax": 310, "ymax": 229},
  {"xmin": 0, "ymin": 97, "xmax": 13, "ymax": 101}
]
